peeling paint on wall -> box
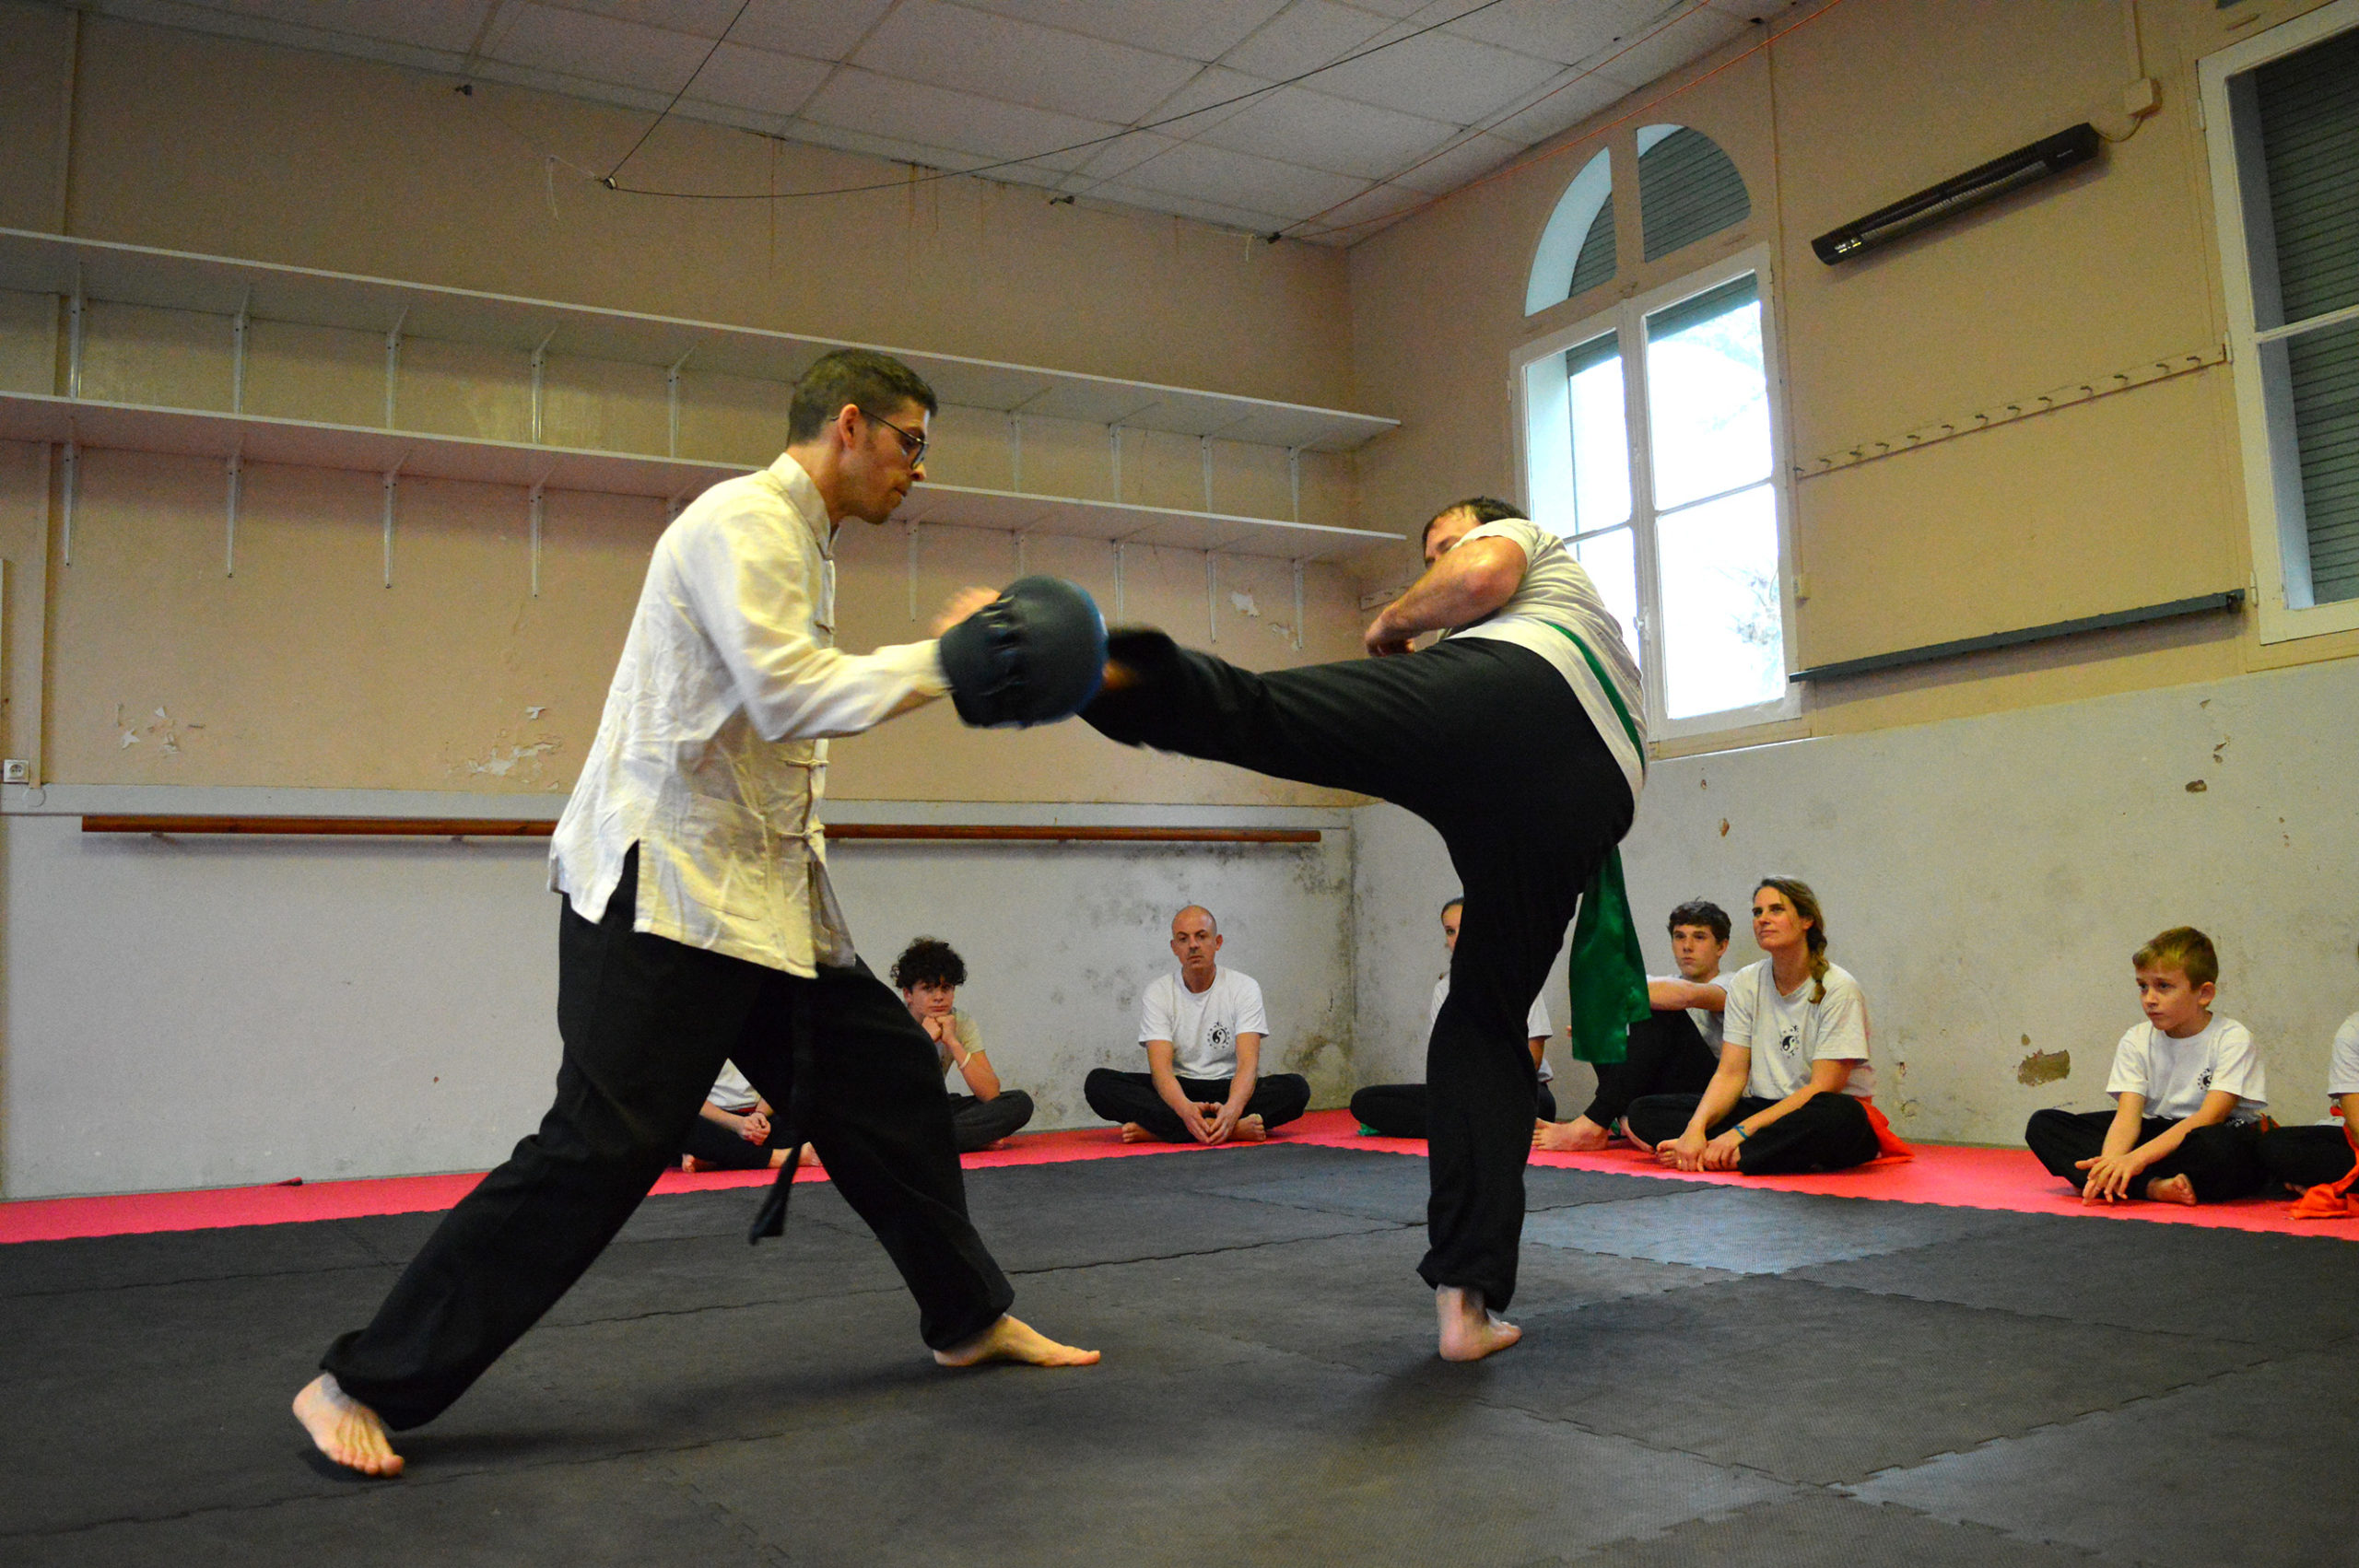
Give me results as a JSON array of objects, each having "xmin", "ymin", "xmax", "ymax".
[
  {"xmin": 2016, "ymin": 1045, "xmax": 2071, "ymax": 1086},
  {"xmin": 1228, "ymin": 591, "xmax": 1260, "ymax": 617}
]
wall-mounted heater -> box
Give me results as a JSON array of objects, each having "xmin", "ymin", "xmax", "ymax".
[{"xmin": 1811, "ymin": 123, "xmax": 2101, "ymax": 264}]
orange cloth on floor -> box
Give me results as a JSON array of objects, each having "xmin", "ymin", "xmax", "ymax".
[{"xmin": 1862, "ymin": 1099, "xmax": 1915, "ymax": 1161}]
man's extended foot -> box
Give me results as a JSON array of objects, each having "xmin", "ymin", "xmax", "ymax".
[
  {"xmin": 933, "ymin": 1315, "xmax": 1101, "ymax": 1368},
  {"xmin": 2145, "ymin": 1173, "xmax": 2199, "ymax": 1206},
  {"xmin": 1436, "ymin": 1284, "xmax": 1522, "ymax": 1363},
  {"xmin": 293, "ymin": 1373, "xmax": 403, "ymax": 1477},
  {"xmin": 1533, "ymin": 1116, "xmax": 1612, "ymax": 1153},
  {"xmin": 1235, "ymin": 1114, "xmax": 1268, "ymax": 1142},
  {"xmin": 1118, "ymin": 1121, "xmax": 1156, "ymax": 1143}
]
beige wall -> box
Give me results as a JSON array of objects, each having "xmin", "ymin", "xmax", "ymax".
[
  {"xmin": 0, "ymin": 3, "xmax": 1381, "ymax": 804},
  {"xmin": 1346, "ymin": 0, "xmax": 2359, "ymax": 755}
]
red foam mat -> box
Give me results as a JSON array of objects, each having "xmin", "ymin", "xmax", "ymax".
[{"xmin": 6, "ymin": 1107, "xmax": 2353, "ymax": 1244}]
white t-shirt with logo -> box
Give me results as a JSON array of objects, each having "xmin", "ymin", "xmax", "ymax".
[
  {"xmin": 1721, "ymin": 958, "xmax": 1872, "ymax": 1100},
  {"xmin": 706, "ymin": 1059, "xmax": 759, "ymax": 1113},
  {"xmin": 1652, "ymin": 973, "xmax": 1726, "ymax": 1054},
  {"xmin": 2327, "ymin": 1012, "xmax": 2359, "ymax": 1104},
  {"xmin": 2107, "ymin": 1016, "xmax": 2267, "ymax": 1121},
  {"xmin": 1429, "ymin": 975, "xmax": 1555, "ymax": 1082},
  {"xmin": 1141, "ymin": 967, "xmax": 1269, "ymax": 1079}
]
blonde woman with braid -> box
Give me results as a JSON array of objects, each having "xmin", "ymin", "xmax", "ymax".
[{"xmin": 1625, "ymin": 879, "xmax": 1895, "ymax": 1175}]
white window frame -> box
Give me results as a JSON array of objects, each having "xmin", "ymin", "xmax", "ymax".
[
  {"xmin": 2201, "ymin": 0, "xmax": 2359, "ymax": 645},
  {"xmin": 1511, "ymin": 241, "xmax": 1801, "ymax": 741}
]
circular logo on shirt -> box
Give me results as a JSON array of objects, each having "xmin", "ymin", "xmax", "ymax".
[{"xmin": 1209, "ymin": 1022, "xmax": 1233, "ymax": 1052}]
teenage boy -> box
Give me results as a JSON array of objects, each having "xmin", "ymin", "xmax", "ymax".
[
  {"xmin": 1353, "ymin": 896, "xmax": 1556, "ymax": 1139},
  {"xmin": 1083, "ymin": 905, "xmax": 1309, "ymax": 1144},
  {"xmin": 2025, "ymin": 926, "xmax": 2270, "ymax": 1205},
  {"xmin": 893, "ymin": 936, "xmax": 1034, "ymax": 1153},
  {"xmin": 1537, "ymin": 899, "xmax": 1730, "ymax": 1152}
]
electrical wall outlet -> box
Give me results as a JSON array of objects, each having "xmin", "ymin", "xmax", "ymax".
[{"xmin": 2, "ymin": 759, "xmax": 29, "ymax": 785}]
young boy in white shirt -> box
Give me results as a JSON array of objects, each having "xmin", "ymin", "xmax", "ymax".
[
  {"xmin": 2258, "ymin": 950, "xmax": 2359, "ymax": 1195},
  {"xmin": 2025, "ymin": 926, "xmax": 2270, "ymax": 1205}
]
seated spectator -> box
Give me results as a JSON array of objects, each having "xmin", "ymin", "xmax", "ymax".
[
  {"xmin": 679, "ymin": 1060, "xmax": 814, "ymax": 1172},
  {"xmin": 1627, "ymin": 878, "xmax": 1884, "ymax": 1175},
  {"xmin": 1537, "ymin": 898, "xmax": 1730, "ymax": 1152},
  {"xmin": 2025, "ymin": 926, "xmax": 2270, "ymax": 1205},
  {"xmin": 1354, "ymin": 895, "xmax": 1556, "ymax": 1138},
  {"xmin": 2259, "ymin": 959, "xmax": 2359, "ymax": 1199},
  {"xmin": 891, "ymin": 936, "xmax": 1034, "ymax": 1153},
  {"xmin": 1084, "ymin": 905, "xmax": 1309, "ymax": 1144}
]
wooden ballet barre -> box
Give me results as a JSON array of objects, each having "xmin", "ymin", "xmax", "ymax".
[{"xmin": 79, "ymin": 815, "xmax": 1320, "ymax": 845}]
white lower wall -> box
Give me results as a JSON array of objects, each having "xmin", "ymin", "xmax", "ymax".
[
  {"xmin": 0, "ymin": 790, "xmax": 1355, "ymax": 1198},
  {"xmin": 1352, "ymin": 656, "xmax": 2359, "ymax": 1148}
]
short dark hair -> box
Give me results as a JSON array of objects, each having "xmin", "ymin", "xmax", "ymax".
[
  {"xmin": 1422, "ymin": 495, "xmax": 1525, "ymax": 550},
  {"xmin": 890, "ymin": 936, "xmax": 967, "ymax": 991},
  {"xmin": 1667, "ymin": 900, "xmax": 1731, "ymax": 942},
  {"xmin": 787, "ymin": 347, "xmax": 938, "ymax": 445},
  {"xmin": 1440, "ymin": 895, "xmax": 1464, "ymax": 919}
]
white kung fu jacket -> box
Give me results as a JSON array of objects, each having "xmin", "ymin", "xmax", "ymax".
[{"xmin": 550, "ymin": 453, "xmax": 949, "ymax": 976}]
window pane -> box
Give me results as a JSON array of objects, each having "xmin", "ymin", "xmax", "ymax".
[
  {"xmin": 1658, "ymin": 484, "xmax": 1784, "ymax": 719},
  {"xmin": 1638, "ymin": 126, "xmax": 1751, "ymax": 263},
  {"xmin": 2289, "ymin": 315, "xmax": 2359, "ymax": 603},
  {"xmin": 2254, "ymin": 26, "xmax": 2359, "ymax": 325},
  {"xmin": 1573, "ymin": 524, "xmax": 1640, "ymax": 665},
  {"xmin": 1646, "ymin": 276, "xmax": 1770, "ymax": 510},
  {"xmin": 1567, "ymin": 335, "xmax": 1630, "ymax": 532}
]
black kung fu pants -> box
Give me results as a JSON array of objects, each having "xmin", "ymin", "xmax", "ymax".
[
  {"xmin": 1086, "ymin": 632, "xmax": 1633, "ymax": 1310},
  {"xmin": 2024, "ymin": 1108, "xmax": 2270, "ymax": 1201},
  {"xmin": 2258, "ymin": 1122, "xmax": 2359, "ymax": 1192},
  {"xmin": 320, "ymin": 848, "xmax": 1015, "ymax": 1430}
]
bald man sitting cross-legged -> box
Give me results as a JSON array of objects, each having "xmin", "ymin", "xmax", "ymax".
[{"xmin": 1083, "ymin": 906, "xmax": 1310, "ymax": 1145}]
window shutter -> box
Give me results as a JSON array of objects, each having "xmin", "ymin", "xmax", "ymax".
[
  {"xmin": 1638, "ymin": 128, "xmax": 1750, "ymax": 263},
  {"xmin": 1569, "ymin": 201, "xmax": 1616, "ymax": 298},
  {"xmin": 2256, "ymin": 28, "xmax": 2359, "ymax": 602}
]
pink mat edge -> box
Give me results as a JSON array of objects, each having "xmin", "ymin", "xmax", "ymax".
[{"xmin": 6, "ymin": 1106, "xmax": 2353, "ymax": 1245}]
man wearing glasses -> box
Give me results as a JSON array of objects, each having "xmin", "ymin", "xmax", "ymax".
[{"xmin": 296, "ymin": 348, "xmax": 1097, "ymax": 1479}]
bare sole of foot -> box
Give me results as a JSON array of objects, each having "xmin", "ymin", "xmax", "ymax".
[
  {"xmin": 1234, "ymin": 1114, "xmax": 1268, "ymax": 1142},
  {"xmin": 933, "ymin": 1314, "xmax": 1101, "ymax": 1369},
  {"xmin": 1616, "ymin": 1118, "xmax": 1653, "ymax": 1153},
  {"xmin": 764, "ymin": 1146, "xmax": 822, "ymax": 1169},
  {"xmin": 2145, "ymin": 1173, "xmax": 2199, "ymax": 1206},
  {"xmin": 1533, "ymin": 1117, "xmax": 1611, "ymax": 1153},
  {"xmin": 1436, "ymin": 1285, "xmax": 1522, "ymax": 1363},
  {"xmin": 1119, "ymin": 1121, "xmax": 1156, "ymax": 1143},
  {"xmin": 293, "ymin": 1373, "xmax": 403, "ymax": 1477}
]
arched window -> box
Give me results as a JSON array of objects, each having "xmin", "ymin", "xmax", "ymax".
[
  {"xmin": 1637, "ymin": 124, "xmax": 1750, "ymax": 261},
  {"xmin": 1524, "ymin": 148, "xmax": 1614, "ymax": 316}
]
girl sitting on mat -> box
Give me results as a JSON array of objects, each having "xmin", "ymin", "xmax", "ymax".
[{"xmin": 1626, "ymin": 877, "xmax": 1900, "ymax": 1176}]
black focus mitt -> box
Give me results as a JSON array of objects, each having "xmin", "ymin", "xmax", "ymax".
[{"xmin": 937, "ymin": 575, "xmax": 1108, "ymax": 728}]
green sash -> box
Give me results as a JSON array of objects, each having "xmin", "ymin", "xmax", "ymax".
[{"xmin": 1546, "ymin": 623, "xmax": 1650, "ymax": 1066}]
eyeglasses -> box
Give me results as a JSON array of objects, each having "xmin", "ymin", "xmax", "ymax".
[{"xmin": 861, "ymin": 408, "xmax": 929, "ymax": 466}]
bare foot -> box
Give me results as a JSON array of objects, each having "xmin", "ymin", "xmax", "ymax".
[
  {"xmin": 1617, "ymin": 1117, "xmax": 1653, "ymax": 1154},
  {"xmin": 1234, "ymin": 1114, "xmax": 1268, "ymax": 1142},
  {"xmin": 933, "ymin": 1314, "xmax": 1101, "ymax": 1368},
  {"xmin": 293, "ymin": 1373, "xmax": 403, "ymax": 1477},
  {"xmin": 682, "ymin": 1154, "xmax": 705, "ymax": 1173},
  {"xmin": 1533, "ymin": 1116, "xmax": 1612, "ymax": 1153},
  {"xmin": 1119, "ymin": 1121, "xmax": 1156, "ymax": 1143},
  {"xmin": 765, "ymin": 1146, "xmax": 822, "ymax": 1169},
  {"xmin": 1436, "ymin": 1285, "xmax": 1521, "ymax": 1362},
  {"xmin": 2145, "ymin": 1173, "xmax": 2199, "ymax": 1206}
]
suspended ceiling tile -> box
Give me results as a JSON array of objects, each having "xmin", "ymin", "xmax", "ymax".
[
  {"xmin": 197, "ymin": 0, "xmax": 495, "ymax": 54},
  {"xmin": 1083, "ymin": 182, "xmax": 1298, "ymax": 238},
  {"xmin": 1218, "ymin": 0, "xmax": 1402, "ymax": 82},
  {"xmin": 533, "ymin": 0, "xmax": 752, "ymax": 40},
  {"xmin": 949, "ymin": 0, "xmax": 1296, "ymax": 64},
  {"xmin": 1444, "ymin": 0, "xmax": 1692, "ymax": 67},
  {"xmin": 1131, "ymin": 64, "xmax": 1281, "ymax": 143},
  {"xmin": 1579, "ymin": 5, "xmax": 1751, "ymax": 89},
  {"xmin": 1298, "ymin": 180, "xmax": 1427, "ymax": 240},
  {"xmin": 1309, "ymin": 29, "xmax": 1567, "ymax": 125},
  {"xmin": 1116, "ymin": 138, "xmax": 1368, "ymax": 220},
  {"xmin": 683, "ymin": 42, "xmax": 836, "ymax": 120},
  {"xmin": 699, "ymin": 0, "xmax": 898, "ymax": 61},
  {"xmin": 1704, "ymin": 0, "xmax": 1804, "ymax": 18},
  {"xmin": 1388, "ymin": 131, "xmax": 1523, "ymax": 196},
  {"xmin": 481, "ymin": 2, "xmax": 722, "ymax": 95},
  {"xmin": 851, "ymin": 0, "xmax": 1200, "ymax": 124},
  {"xmin": 1483, "ymin": 68, "xmax": 1633, "ymax": 147},
  {"xmin": 1068, "ymin": 129, "xmax": 1188, "ymax": 188},
  {"xmin": 801, "ymin": 69, "xmax": 1116, "ymax": 174},
  {"xmin": 1192, "ymin": 86, "xmax": 1459, "ymax": 182}
]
